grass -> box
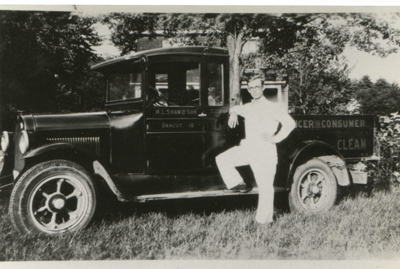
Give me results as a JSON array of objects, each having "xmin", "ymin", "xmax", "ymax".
[{"xmin": 0, "ymin": 185, "xmax": 400, "ymax": 260}]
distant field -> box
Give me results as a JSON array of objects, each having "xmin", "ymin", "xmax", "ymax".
[{"xmin": 0, "ymin": 185, "xmax": 399, "ymax": 260}]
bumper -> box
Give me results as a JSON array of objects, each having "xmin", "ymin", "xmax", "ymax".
[
  {"xmin": 0, "ymin": 170, "xmax": 13, "ymax": 196},
  {"xmin": 0, "ymin": 174, "xmax": 13, "ymax": 204},
  {"xmin": 0, "ymin": 176, "xmax": 13, "ymax": 190},
  {"xmin": 0, "ymin": 150, "xmax": 14, "ymax": 190}
]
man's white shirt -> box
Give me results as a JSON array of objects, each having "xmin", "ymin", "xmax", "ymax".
[{"xmin": 230, "ymin": 97, "xmax": 295, "ymax": 146}]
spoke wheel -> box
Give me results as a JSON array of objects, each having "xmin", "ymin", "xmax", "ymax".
[
  {"xmin": 9, "ymin": 160, "xmax": 97, "ymax": 235},
  {"xmin": 289, "ymin": 159, "xmax": 338, "ymax": 213}
]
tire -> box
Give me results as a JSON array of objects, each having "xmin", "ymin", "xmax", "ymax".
[
  {"xmin": 9, "ymin": 160, "xmax": 97, "ymax": 235},
  {"xmin": 289, "ymin": 159, "xmax": 338, "ymax": 213}
]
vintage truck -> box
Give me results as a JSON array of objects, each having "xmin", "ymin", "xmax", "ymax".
[{"xmin": 0, "ymin": 46, "xmax": 379, "ymax": 235}]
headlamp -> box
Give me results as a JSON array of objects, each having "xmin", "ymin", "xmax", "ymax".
[
  {"xmin": 19, "ymin": 130, "xmax": 29, "ymax": 154},
  {"xmin": 1, "ymin": 131, "xmax": 9, "ymax": 152}
]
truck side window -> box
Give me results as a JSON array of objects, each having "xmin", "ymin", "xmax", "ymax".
[
  {"xmin": 108, "ymin": 72, "xmax": 142, "ymax": 102},
  {"xmin": 206, "ymin": 63, "xmax": 224, "ymax": 106},
  {"xmin": 148, "ymin": 62, "xmax": 200, "ymax": 107}
]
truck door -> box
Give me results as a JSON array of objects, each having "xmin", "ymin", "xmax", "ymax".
[
  {"xmin": 145, "ymin": 59, "xmax": 207, "ymax": 174},
  {"xmin": 106, "ymin": 67, "xmax": 145, "ymax": 174}
]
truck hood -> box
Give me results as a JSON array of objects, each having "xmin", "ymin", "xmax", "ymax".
[{"xmin": 21, "ymin": 112, "xmax": 110, "ymax": 132}]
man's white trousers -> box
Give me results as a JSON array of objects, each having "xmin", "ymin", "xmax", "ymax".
[{"xmin": 216, "ymin": 142, "xmax": 277, "ymax": 224}]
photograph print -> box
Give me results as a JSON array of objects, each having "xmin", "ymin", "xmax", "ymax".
[{"xmin": 0, "ymin": 5, "xmax": 400, "ymax": 261}]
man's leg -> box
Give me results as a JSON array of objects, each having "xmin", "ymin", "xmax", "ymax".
[
  {"xmin": 250, "ymin": 153, "xmax": 277, "ymax": 224},
  {"xmin": 216, "ymin": 146, "xmax": 249, "ymax": 189}
]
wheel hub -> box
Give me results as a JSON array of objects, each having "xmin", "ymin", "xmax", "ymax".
[
  {"xmin": 52, "ymin": 197, "xmax": 66, "ymax": 210},
  {"xmin": 306, "ymin": 182, "xmax": 321, "ymax": 197},
  {"xmin": 311, "ymin": 185, "xmax": 320, "ymax": 195},
  {"xmin": 49, "ymin": 195, "xmax": 67, "ymax": 211}
]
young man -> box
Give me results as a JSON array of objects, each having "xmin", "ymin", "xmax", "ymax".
[{"xmin": 216, "ymin": 75, "xmax": 295, "ymax": 224}]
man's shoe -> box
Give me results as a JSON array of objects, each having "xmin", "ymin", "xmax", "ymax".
[{"xmin": 224, "ymin": 182, "xmax": 252, "ymax": 193}]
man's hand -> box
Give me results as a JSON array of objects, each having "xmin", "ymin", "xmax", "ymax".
[
  {"xmin": 261, "ymin": 132, "xmax": 275, "ymax": 143},
  {"xmin": 228, "ymin": 112, "xmax": 239, "ymax": 128}
]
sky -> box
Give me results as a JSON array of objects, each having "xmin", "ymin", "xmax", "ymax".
[
  {"xmin": 92, "ymin": 23, "xmax": 120, "ymax": 59},
  {"xmin": 342, "ymin": 12, "xmax": 400, "ymax": 85},
  {"xmin": 343, "ymin": 47, "xmax": 400, "ymax": 85}
]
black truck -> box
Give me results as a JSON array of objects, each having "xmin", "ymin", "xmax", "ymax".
[{"xmin": 0, "ymin": 46, "xmax": 379, "ymax": 235}]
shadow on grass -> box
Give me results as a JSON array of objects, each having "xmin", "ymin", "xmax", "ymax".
[
  {"xmin": 98, "ymin": 191, "xmax": 290, "ymax": 224},
  {"xmin": 337, "ymin": 178, "xmax": 397, "ymax": 206},
  {"xmin": 100, "ymin": 179, "xmax": 398, "ymax": 226},
  {"xmin": 0, "ymin": 183, "xmax": 290, "ymax": 230},
  {"xmin": 3, "ymin": 179, "xmax": 396, "ymax": 230}
]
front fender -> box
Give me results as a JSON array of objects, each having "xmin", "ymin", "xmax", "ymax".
[
  {"xmin": 14, "ymin": 143, "xmax": 98, "ymax": 179},
  {"xmin": 23, "ymin": 143, "xmax": 76, "ymax": 159},
  {"xmin": 19, "ymin": 143, "xmax": 128, "ymax": 201},
  {"xmin": 23, "ymin": 142, "xmax": 101, "ymax": 161},
  {"xmin": 286, "ymin": 140, "xmax": 350, "ymax": 187}
]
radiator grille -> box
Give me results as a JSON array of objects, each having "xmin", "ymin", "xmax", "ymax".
[{"xmin": 47, "ymin": 137, "xmax": 100, "ymax": 155}]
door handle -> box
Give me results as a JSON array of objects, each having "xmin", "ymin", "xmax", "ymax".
[{"xmin": 198, "ymin": 113, "xmax": 207, "ymax": 117}]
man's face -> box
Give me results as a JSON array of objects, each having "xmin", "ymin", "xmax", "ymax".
[{"xmin": 247, "ymin": 78, "xmax": 264, "ymax": 100}]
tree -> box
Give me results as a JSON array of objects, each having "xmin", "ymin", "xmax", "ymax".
[
  {"xmin": 241, "ymin": 15, "xmax": 353, "ymax": 115},
  {"xmin": 102, "ymin": 13, "xmax": 158, "ymax": 55},
  {"xmin": 355, "ymin": 77, "xmax": 400, "ymax": 116},
  {"xmin": 0, "ymin": 11, "xmax": 103, "ymax": 130},
  {"xmin": 209, "ymin": 14, "xmax": 314, "ymax": 105},
  {"xmin": 103, "ymin": 12, "xmax": 400, "ymax": 109},
  {"xmin": 244, "ymin": 13, "xmax": 400, "ymax": 114},
  {"xmin": 103, "ymin": 13, "xmax": 311, "ymax": 105},
  {"xmin": 243, "ymin": 51, "xmax": 352, "ymax": 115}
]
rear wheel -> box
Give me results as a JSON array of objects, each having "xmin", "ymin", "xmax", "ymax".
[
  {"xmin": 9, "ymin": 160, "xmax": 97, "ymax": 235},
  {"xmin": 289, "ymin": 159, "xmax": 338, "ymax": 213}
]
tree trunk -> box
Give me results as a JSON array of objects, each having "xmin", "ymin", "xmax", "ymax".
[
  {"xmin": 229, "ymin": 56, "xmax": 241, "ymax": 106},
  {"xmin": 226, "ymin": 32, "xmax": 246, "ymax": 107}
]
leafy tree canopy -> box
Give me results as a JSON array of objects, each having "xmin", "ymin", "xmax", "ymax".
[
  {"xmin": 102, "ymin": 13, "xmax": 313, "ymax": 104},
  {"xmin": 355, "ymin": 76, "xmax": 400, "ymax": 116},
  {"xmin": 102, "ymin": 12, "xmax": 400, "ymax": 110},
  {"xmin": 0, "ymin": 10, "xmax": 104, "ymax": 129},
  {"xmin": 246, "ymin": 13, "xmax": 400, "ymax": 114}
]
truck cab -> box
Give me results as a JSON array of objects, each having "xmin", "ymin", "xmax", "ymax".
[{"xmin": 0, "ymin": 46, "xmax": 379, "ymax": 235}]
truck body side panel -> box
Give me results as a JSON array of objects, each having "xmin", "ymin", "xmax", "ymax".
[{"xmin": 291, "ymin": 115, "xmax": 375, "ymax": 159}]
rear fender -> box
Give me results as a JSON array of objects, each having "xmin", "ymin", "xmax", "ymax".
[{"xmin": 287, "ymin": 140, "xmax": 351, "ymax": 187}]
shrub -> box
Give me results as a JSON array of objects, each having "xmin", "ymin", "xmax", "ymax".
[{"xmin": 369, "ymin": 112, "xmax": 400, "ymax": 186}]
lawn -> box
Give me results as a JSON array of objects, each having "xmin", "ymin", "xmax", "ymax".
[{"xmin": 0, "ymin": 184, "xmax": 399, "ymax": 260}]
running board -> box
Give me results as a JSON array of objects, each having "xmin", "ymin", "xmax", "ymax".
[{"xmin": 133, "ymin": 187, "xmax": 287, "ymax": 203}]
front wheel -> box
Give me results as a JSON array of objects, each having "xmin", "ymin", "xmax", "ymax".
[
  {"xmin": 9, "ymin": 160, "xmax": 97, "ymax": 235},
  {"xmin": 289, "ymin": 159, "xmax": 338, "ymax": 213}
]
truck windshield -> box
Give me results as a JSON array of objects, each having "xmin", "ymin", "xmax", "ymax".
[{"xmin": 148, "ymin": 61, "xmax": 200, "ymax": 107}]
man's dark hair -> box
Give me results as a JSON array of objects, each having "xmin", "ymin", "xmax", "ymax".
[{"xmin": 246, "ymin": 74, "xmax": 264, "ymax": 85}]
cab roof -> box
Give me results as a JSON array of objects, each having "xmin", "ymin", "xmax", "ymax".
[{"xmin": 91, "ymin": 46, "xmax": 229, "ymax": 71}]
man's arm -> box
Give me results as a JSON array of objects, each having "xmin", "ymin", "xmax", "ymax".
[
  {"xmin": 272, "ymin": 108, "xmax": 296, "ymax": 143},
  {"xmin": 228, "ymin": 105, "xmax": 246, "ymax": 128}
]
